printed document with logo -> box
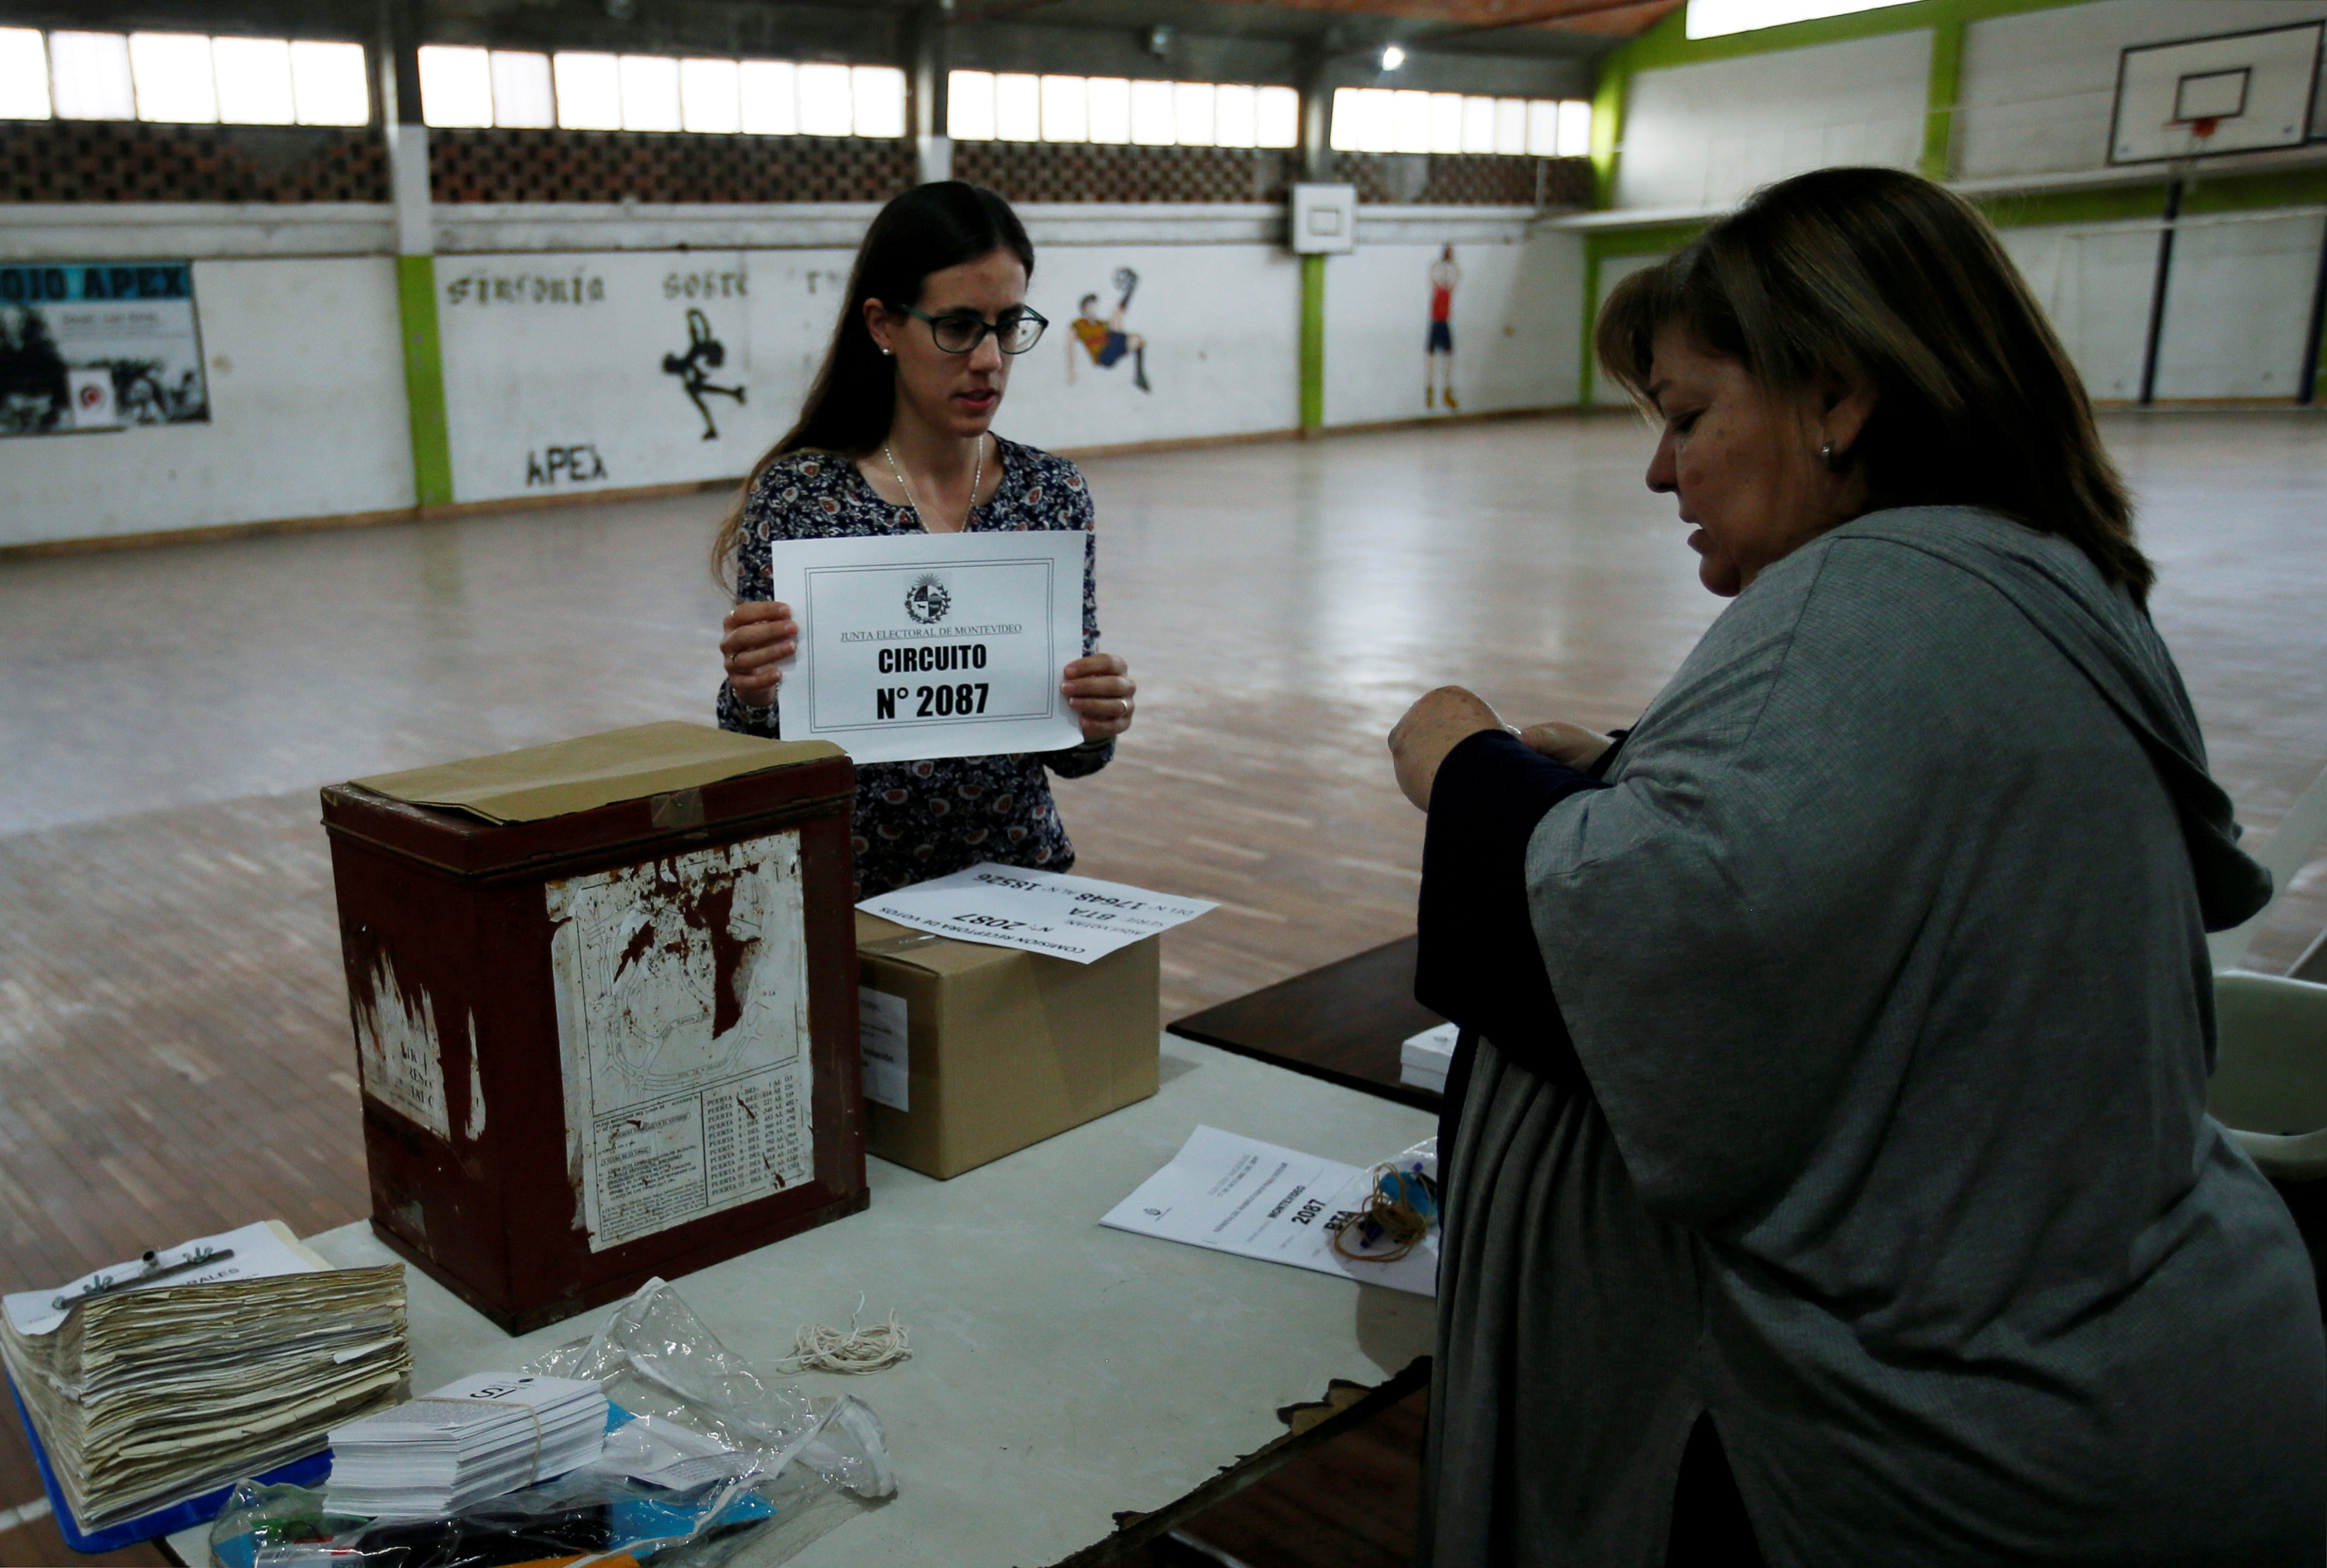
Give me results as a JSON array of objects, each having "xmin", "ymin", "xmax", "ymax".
[
  {"xmin": 1099, "ymin": 1125, "xmax": 1438, "ymax": 1297},
  {"xmin": 858, "ymin": 862, "xmax": 1216, "ymax": 963},
  {"xmin": 765, "ymin": 530, "xmax": 1086, "ymax": 766}
]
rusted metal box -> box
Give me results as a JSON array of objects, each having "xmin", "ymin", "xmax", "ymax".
[{"xmin": 319, "ymin": 724, "xmax": 867, "ymax": 1333}]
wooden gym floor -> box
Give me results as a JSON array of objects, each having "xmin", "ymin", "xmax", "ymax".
[{"xmin": 3, "ymin": 409, "xmax": 2323, "ymax": 1567}]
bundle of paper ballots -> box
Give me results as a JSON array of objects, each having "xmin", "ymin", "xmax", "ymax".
[
  {"xmin": 325, "ymin": 1372, "xmax": 609, "ymax": 1518},
  {"xmin": 0, "ymin": 1221, "xmax": 409, "ymax": 1534}
]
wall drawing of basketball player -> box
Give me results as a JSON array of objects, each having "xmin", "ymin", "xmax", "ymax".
[
  {"xmin": 661, "ymin": 307, "xmax": 746, "ymax": 440},
  {"xmin": 1068, "ymin": 267, "xmax": 1150, "ymax": 392},
  {"xmin": 1427, "ymin": 244, "xmax": 1460, "ymax": 411}
]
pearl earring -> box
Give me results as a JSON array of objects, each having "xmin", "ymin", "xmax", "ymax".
[{"xmin": 880, "ymin": 347, "xmax": 894, "ymax": 356}]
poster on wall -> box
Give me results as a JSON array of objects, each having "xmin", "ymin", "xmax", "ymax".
[{"xmin": 0, "ymin": 261, "xmax": 208, "ymax": 437}]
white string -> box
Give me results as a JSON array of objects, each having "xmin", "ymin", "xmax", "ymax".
[{"xmin": 770, "ymin": 1292, "xmax": 911, "ymax": 1375}]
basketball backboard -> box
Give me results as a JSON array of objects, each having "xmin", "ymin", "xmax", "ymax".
[{"xmin": 2108, "ymin": 20, "xmax": 2322, "ymax": 164}]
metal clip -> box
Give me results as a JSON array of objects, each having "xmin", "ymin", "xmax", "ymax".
[{"xmin": 52, "ymin": 1245, "xmax": 237, "ymax": 1310}]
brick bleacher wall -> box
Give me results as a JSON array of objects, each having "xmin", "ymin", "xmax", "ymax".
[{"xmin": 0, "ymin": 120, "xmax": 1592, "ymax": 210}]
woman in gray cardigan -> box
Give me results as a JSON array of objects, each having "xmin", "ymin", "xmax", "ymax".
[{"xmin": 1388, "ymin": 167, "xmax": 2325, "ymax": 1567}]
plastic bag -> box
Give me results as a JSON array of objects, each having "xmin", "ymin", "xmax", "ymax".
[{"xmin": 205, "ymin": 1280, "xmax": 894, "ymax": 1568}]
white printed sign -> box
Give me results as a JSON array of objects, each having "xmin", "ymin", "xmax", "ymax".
[
  {"xmin": 546, "ymin": 833, "xmax": 817, "ymax": 1252},
  {"xmin": 765, "ymin": 530, "xmax": 1086, "ymax": 766},
  {"xmin": 858, "ymin": 987, "xmax": 910, "ymax": 1112},
  {"xmin": 5, "ymin": 1222, "xmax": 320, "ymax": 1337},
  {"xmin": 857, "ymin": 863, "xmax": 1215, "ymax": 963},
  {"xmin": 1099, "ymin": 1126, "xmax": 1438, "ymax": 1297}
]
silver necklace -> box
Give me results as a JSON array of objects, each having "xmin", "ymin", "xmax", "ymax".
[{"xmin": 882, "ymin": 437, "xmax": 983, "ymax": 532}]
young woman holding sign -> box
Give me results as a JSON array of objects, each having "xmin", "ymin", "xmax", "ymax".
[{"xmin": 713, "ymin": 182, "xmax": 1136, "ymax": 893}]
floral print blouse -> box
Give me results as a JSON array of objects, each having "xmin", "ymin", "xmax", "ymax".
[{"xmin": 715, "ymin": 437, "xmax": 1114, "ymax": 894}]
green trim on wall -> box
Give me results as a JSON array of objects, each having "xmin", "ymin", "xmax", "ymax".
[
  {"xmin": 1299, "ymin": 252, "xmax": 1325, "ymax": 431},
  {"xmin": 1920, "ymin": 15, "xmax": 1965, "ymax": 179},
  {"xmin": 396, "ymin": 254, "xmax": 452, "ymax": 509},
  {"xmin": 1590, "ymin": 58, "xmax": 1630, "ymax": 210}
]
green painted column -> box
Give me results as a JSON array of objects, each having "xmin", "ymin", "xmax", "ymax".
[
  {"xmin": 396, "ymin": 255, "xmax": 453, "ymax": 509},
  {"xmin": 1920, "ymin": 15, "xmax": 1967, "ymax": 180},
  {"xmin": 1300, "ymin": 251, "xmax": 1326, "ymax": 433}
]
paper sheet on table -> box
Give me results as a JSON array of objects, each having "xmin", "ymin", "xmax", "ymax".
[
  {"xmin": 4, "ymin": 1221, "xmax": 328, "ymax": 1337},
  {"xmin": 1099, "ymin": 1126, "xmax": 1439, "ymax": 1297},
  {"xmin": 765, "ymin": 529, "xmax": 1087, "ymax": 765},
  {"xmin": 857, "ymin": 863, "xmax": 1216, "ymax": 963}
]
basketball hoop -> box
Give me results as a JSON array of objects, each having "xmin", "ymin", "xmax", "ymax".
[{"xmin": 2188, "ymin": 116, "xmax": 2219, "ymax": 140}]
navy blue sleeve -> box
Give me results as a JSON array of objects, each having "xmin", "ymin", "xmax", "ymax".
[{"xmin": 1415, "ymin": 729, "xmax": 1613, "ymax": 1090}]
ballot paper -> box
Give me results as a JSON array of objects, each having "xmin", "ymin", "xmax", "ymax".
[
  {"xmin": 1400, "ymin": 1021, "xmax": 1459, "ymax": 1093},
  {"xmin": 857, "ymin": 863, "xmax": 1216, "ymax": 963},
  {"xmin": 764, "ymin": 529, "xmax": 1086, "ymax": 766},
  {"xmin": 1100, "ymin": 1126, "xmax": 1439, "ymax": 1297},
  {"xmin": 325, "ymin": 1372, "xmax": 609, "ymax": 1519},
  {"xmin": 0, "ymin": 1221, "xmax": 408, "ymax": 1534}
]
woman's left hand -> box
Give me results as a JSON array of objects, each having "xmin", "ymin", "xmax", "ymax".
[
  {"xmin": 1389, "ymin": 686, "xmax": 1505, "ymax": 810},
  {"xmin": 1064, "ymin": 654, "xmax": 1136, "ymax": 742}
]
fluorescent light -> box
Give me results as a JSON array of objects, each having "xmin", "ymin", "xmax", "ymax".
[
  {"xmin": 1130, "ymin": 78, "xmax": 1175, "ymax": 145},
  {"xmin": 1391, "ymin": 88, "xmax": 1430, "ymax": 154},
  {"xmin": 488, "ymin": 51, "xmax": 552, "ymax": 128},
  {"xmin": 1213, "ymin": 82, "xmax": 1254, "ymax": 148},
  {"xmin": 679, "ymin": 57, "xmax": 738, "ymax": 133},
  {"xmin": 419, "ymin": 45, "xmax": 491, "ymax": 127},
  {"xmin": 1041, "ymin": 74, "xmax": 1086, "ymax": 142},
  {"xmin": 852, "ymin": 65, "xmax": 905, "ymax": 137},
  {"xmin": 1173, "ymin": 80, "xmax": 1214, "ymax": 146},
  {"xmin": 618, "ymin": 54, "xmax": 680, "ymax": 131},
  {"xmin": 130, "ymin": 33, "xmax": 218, "ymax": 122},
  {"xmin": 1382, "ymin": 45, "xmax": 1406, "ymax": 71},
  {"xmin": 1086, "ymin": 75, "xmax": 1130, "ymax": 143},
  {"xmin": 796, "ymin": 62, "xmax": 852, "ymax": 135},
  {"xmin": 1256, "ymin": 84, "xmax": 1298, "ymax": 148},
  {"xmin": 1686, "ymin": 0, "xmax": 1916, "ymax": 39},
  {"xmin": 1555, "ymin": 99, "xmax": 1592, "ymax": 157},
  {"xmin": 290, "ymin": 41, "xmax": 369, "ymax": 125},
  {"xmin": 945, "ymin": 69, "xmax": 993, "ymax": 140},
  {"xmin": 741, "ymin": 60, "xmax": 798, "ymax": 135},
  {"xmin": 553, "ymin": 52, "xmax": 621, "ymax": 129},
  {"xmin": 0, "ymin": 28, "xmax": 51, "ymax": 119},
  {"xmin": 213, "ymin": 36, "xmax": 294, "ymax": 125},
  {"xmin": 48, "ymin": 32, "xmax": 135, "ymax": 120}
]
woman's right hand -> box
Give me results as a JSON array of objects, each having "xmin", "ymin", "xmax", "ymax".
[
  {"xmin": 1516, "ymin": 721, "xmax": 1613, "ymax": 771},
  {"xmin": 720, "ymin": 600, "xmax": 797, "ymax": 708}
]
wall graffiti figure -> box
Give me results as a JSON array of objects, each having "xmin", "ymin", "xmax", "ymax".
[
  {"xmin": 1068, "ymin": 267, "xmax": 1150, "ymax": 393},
  {"xmin": 662, "ymin": 308, "xmax": 746, "ymax": 440},
  {"xmin": 1427, "ymin": 244, "xmax": 1461, "ymax": 411}
]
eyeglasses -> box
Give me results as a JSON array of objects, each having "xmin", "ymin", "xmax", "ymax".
[{"xmin": 894, "ymin": 305, "xmax": 1049, "ymax": 355}]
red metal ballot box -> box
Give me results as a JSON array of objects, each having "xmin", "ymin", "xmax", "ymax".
[{"xmin": 319, "ymin": 723, "xmax": 866, "ymax": 1333}]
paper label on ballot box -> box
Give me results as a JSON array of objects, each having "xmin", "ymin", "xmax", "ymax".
[{"xmin": 546, "ymin": 832, "xmax": 817, "ymax": 1252}]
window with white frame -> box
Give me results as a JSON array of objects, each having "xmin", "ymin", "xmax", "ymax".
[
  {"xmin": 1329, "ymin": 89, "xmax": 1592, "ymax": 157},
  {"xmin": 416, "ymin": 44, "xmax": 906, "ymax": 136},
  {"xmin": 947, "ymin": 70, "xmax": 1300, "ymax": 148},
  {"xmin": 0, "ymin": 25, "xmax": 369, "ymax": 124}
]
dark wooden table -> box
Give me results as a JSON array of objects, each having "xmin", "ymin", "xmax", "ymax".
[{"xmin": 1168, "ymin": 935, "xmax": 1445, "ymax": 1110}]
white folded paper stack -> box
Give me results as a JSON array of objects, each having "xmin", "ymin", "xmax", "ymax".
[
  {"xmin": 1400, "ymin": 1021, "xmax": 1459, "ymax": 1094},
  {"xmin": 0, "ymin": 1221, "xmax": 409, "ymax": 1534},
  {"xmin": 324, "ymin": 1372, "xmax": 608, "ymax": 1519}
]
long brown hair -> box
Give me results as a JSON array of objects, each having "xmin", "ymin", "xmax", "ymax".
[
  {"xmin": 1595, "ymin": 166, "xmax": 2151, "ymax": 601},
  {"xmin": 712, "ymin": 181, "xmax": 1035, "ymax": 587}
]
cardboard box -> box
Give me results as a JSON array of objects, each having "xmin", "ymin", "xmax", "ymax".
[{"xmin": 856, "ymin": 911, "xmax": 1160, "ymax": 1178}]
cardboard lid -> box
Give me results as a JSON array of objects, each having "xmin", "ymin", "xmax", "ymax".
[
  {"xmin": 352, "ymin": 723, "xmax": 843, "ymax": 824},
  {"xmin": 856, "ymin": 910, "xmax": 1024, "ymax": 975}
]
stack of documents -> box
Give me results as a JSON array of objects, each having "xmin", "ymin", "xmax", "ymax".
[
  {"xmin": 325, "ymin": 1372, "xmax": 609, "ymax": 1518},
  {"xmin": 1401, "ymin": 1022, "xmax": 1459, "ymax": 1093},
  {"xmin": 1, "ymin": 1221, "xmax": 408, "ymax": 1535}
]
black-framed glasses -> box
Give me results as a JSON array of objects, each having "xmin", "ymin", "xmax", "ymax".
[{"xmin": 895, "ymin": 305, "xmax": 1048, "ymax": 355}]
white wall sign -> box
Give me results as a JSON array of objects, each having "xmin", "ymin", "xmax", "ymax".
[{"xmin": 1, "ymin": 260, "xmax": 208, "ymax": 437}]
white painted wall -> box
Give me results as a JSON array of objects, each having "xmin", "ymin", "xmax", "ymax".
[
  {"xmin": 1319, "ymin": 226, "xmax": 1584, "ymax": 427},
  {"xmin": 1617, "ymin": 30, "xmax": 1933, "ymax": 211},
  {"xmin": 0, "ymin": 257, "xmax": 414, "ymax": 548},
  {"xmin": 2155, "ymin": 211, "xmax": 2327, "ymax": 399},
  {"xmin": 1995, "ymin": 222, "xmax": 2158, "ymax": 402},
  {"xmin": 1589, "ymin": 251, "xmax": 1669, "ymax": 406},
  {"xmin": 1004, "ymin": 243, "xmax": 1303, "ymax": 449},
  {"xmin": 1957, "ymin": 0, "xmax": 2327, "ymax": 180}
]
